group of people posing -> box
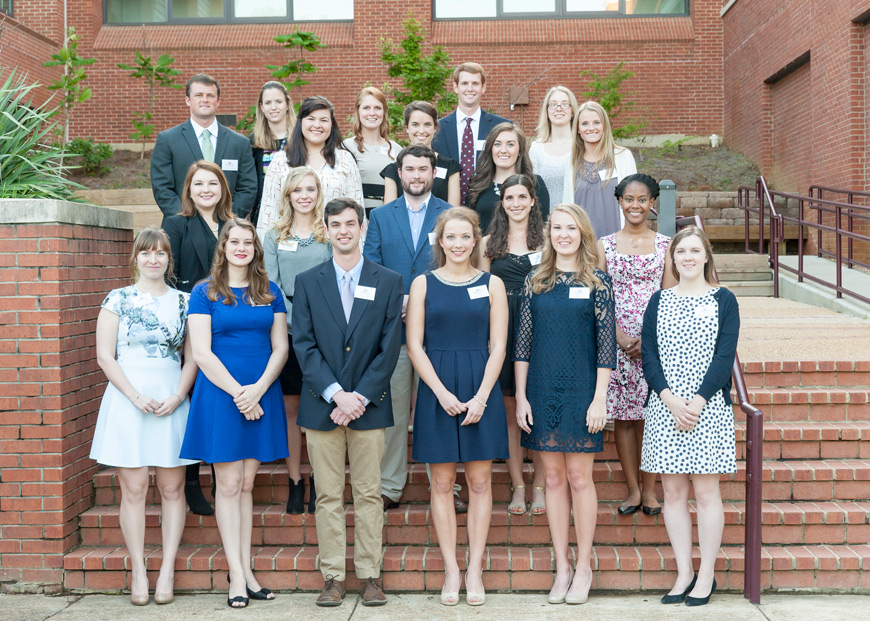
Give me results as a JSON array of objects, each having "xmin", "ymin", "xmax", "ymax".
[{"xmin": 90, "ymin": 62, "xmax": 740, "ymax": 610}]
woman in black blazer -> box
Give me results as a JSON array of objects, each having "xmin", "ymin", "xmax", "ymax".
[{"xmin": 162, "ymin": 160, "xmax": 234, "ymax": 516}]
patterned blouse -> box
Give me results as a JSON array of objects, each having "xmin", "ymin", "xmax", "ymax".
[{"xmin": 101, "ymin": 285, "xmax": 189, "ymax": 362}]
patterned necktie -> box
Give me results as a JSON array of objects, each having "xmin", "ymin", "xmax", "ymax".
[
  {"xmin": 341, "ymin": 273, "xmax": 353, "ymax": 322},
  {"xmin": 201, "ymin": 129, "xmax": 214, "ymax": 162},
  {"xmin": 459, "ymin": 117, "xmax": 474, "ymax": 205}
]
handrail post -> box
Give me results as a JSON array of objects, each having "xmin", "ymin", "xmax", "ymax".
[
  {"xmin": 659, "ymin": 180, "xmax": 676, "ymax": 238},
  {"xmin": 836, "ymin": 205, "xmax": 843, "ymax": 298},
  {"xmin": 816, "ymin": 188, "xmax": 823, "ymax": 258},
  {"xmin": 756, "ymin": 177, "xmax": 764, "ymax": 255}
]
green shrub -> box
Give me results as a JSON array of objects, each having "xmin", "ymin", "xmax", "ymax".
[
  {"xmin": 580, "ymin": 62, "xmax": 647, "ymax": 140},
  {"xmin": 67, "ymin": 139, "xmax": 114, "ymax": 175}
]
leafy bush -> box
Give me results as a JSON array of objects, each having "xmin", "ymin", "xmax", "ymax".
[
  {"xmin": 67, "ymin": 139, "xmax": 114, "ymax": 175},
  {"xmin": 118, "ymin": 52, "xmax": 183, "ymax": 158},
  {"xmin": 580, "ymin": 62, "xmax": 647, "ymax": 140},
  {"xmin": 0, "ymin": 72, "xmax": 82, "ymax": 200}
]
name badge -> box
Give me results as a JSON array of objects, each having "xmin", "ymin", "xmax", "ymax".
[
  {"xmin": 598, "ymin": 169, "xmax": 614, "ymax": 182},
  {"xmin": 468, "ymin": 284, "xmax": 489, "ymax": 300},
  {"xmin": 569, "ymin": 287, "xmax": 590, "ymax": 299},
  {"xmin": 475, "ymin": 139, "xmax": 486, "ymax": 151},
  {"xmin": 222, "ymin": 159, "xmax": 239, "ymax": 171},
  {"xmin": 354, "ymin": 285, "xmax": 376, "ymax": 301},
  {"xmin": 528, "ymin": 251, "xmax": 542, "ymax": 266},
  {"xmin": 694, "ymin": 304, "xmax": 716, "ymax": 318},
  {"xmin": 435, "ymin": 166, "xmax": 447, "ymax": 179},
  {"xmin": 278, "ymin": 240, "xmax": 298, "ymax": 252},
  {"xmin": 133, "ymin": 292, "xmax": 153, "ymax": 307},
  {"xmin": 428, "ymin": 231, "xmax": 437, "ymax": 245}
]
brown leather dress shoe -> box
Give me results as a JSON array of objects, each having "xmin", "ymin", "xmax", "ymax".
[
  {"xmin": 315, "ymin": 576, "xmax": 345, "ymax": 607},
  {"xmin": 453, "ymin": 492, "xmax": 468, "ymax": 514},
  {"xmin": 382, "ymin": 494, "xmax": 399, "ymax": 511},
  {"xmin": 360, "ymin": 577, "xmax": 387, "ymax": 606}
]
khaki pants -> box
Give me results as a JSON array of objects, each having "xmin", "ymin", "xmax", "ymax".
[
  {"xmin": 381, "ymin": 345, "xmax": 415, "ymax": 501},
  {"xmin": 305, "ymin": 426, "xmax": 385, "ymax": 581}
]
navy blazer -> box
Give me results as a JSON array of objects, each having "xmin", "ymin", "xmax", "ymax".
[
  {"xmin": 151, "ymin": 119, "xmax": 257, "ymax": 218},
  {"xmin": 292, "ymin": 258, "xmax": 403, "ymax": 431},
  {"xmin": 432, "ymin": 110, "xmax": 512, "ymax": 165}
]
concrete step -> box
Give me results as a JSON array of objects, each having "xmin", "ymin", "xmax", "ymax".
[
  {"xmin": 718, "ymin": 270, "xmax": 773, "ymax": 281},
  {"xmin": 714, "ymin": 254, "xmax": 773, "ymax": 271},
  {"xmin": 62, "ymin": 543, "xmax": 870, "ymax": 593},
  {"xmin": 722, "ymin": 281, "xmax": 775, "ymax": 296}
]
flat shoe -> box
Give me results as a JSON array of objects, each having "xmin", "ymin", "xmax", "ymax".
[
  {"xmin": 618, "ymin": 504, "xmax": 641, "ymax": 515},
  {"xmin": 508, "ymin": 484, "xmax": 527, "ymax": 515},
  {"xmin": 246, "ymin": 586, "xmax": 274, "ymax": 600},
  {"xmin": 547, "ymin": 567, "xmax": 573, "ymax": 604},
  {"xmin": 642, "ymin": 505, "xmax": 662, "ymax": 516},
  {"xmin": 530, "ymin": 485, "xmax": 547, "ymax": 515}
]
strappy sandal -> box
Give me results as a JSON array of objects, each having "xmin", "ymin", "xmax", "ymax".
[
  {"xmin": 531, "ymin": 485, "xmax": 547, "ymax": 515},
  {"xmin": 508, "ymin": 484, "xmax": 527, "ymax": 515}
]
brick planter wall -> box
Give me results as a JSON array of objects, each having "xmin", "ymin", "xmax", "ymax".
[{"xmin": 0, "ymin": 201, "xmax": 132, "ymax": 592}]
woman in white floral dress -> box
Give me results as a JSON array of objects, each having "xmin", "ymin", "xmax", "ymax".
[{"xmin": 91, "ymin": 227, "xmax": 198, "ymax": 606}]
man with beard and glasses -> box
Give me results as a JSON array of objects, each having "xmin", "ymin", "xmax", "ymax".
[{"xmin": 364, "ymin": 145, "xmax": 466, "ymax": 514}]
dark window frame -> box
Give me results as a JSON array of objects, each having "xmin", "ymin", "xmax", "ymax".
[
  {"xmin": 432, "ymin": 0, "xmax": 689, "ymax": 21},
  {"xmin": 102, "ymin": 0, "xmax": 353, "ymax": 25},
  {"xmin": 0, "ymin": 0, "xmax": 13, "ymax": 18}
]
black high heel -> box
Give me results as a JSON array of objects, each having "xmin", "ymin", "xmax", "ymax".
[
  {"xmin": 660, "ymin": 573, "xmax": 697, "ymax": 604},
  {"xmin": 226, "ymin": 574, "xmax": 249, "ymax": 608},
  {"xmin": 685, "ymin": 577, "xmax": 716, "ymax": 607},
  {"xmin": 286, "ymin": 478, "xmax": 304, "ymax": 514},
  {"xmin": 246, "ymin": 585, "xmax": 274, "ymax": 600},
  {"xmin": 184, "ymin": 463, "xmax": 214, "ymax": 516}
]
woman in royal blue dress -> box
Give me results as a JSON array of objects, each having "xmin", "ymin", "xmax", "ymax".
[
  {"xmin": 180, "ymin": 218, "xmax": 289, "ymax": 608},
  {"xmin": 515, "ymin": 203, "xmax": 616, "ymax": 605},
  {"xmin": 406, "ymin": 207, "xmax": 509, "ymax": 607}
]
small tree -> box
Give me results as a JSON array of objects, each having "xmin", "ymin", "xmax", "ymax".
[
  {"xmin": 580, "ymin": 62, "xmax": 647, "ymax": 140},
  {"xmin": 380, "ymin": 16, "xmax": 456, "ymax": 139},
  {"xmin": 43, "ymin": 27, "xmax": 96, "ymax": 144},
  {"xmin": 265, "ymin": 28, "xmax": 325, "ymax": 104},
  {"xmin": 118, "ymin": 49, "xmax": 183, "ymax": 158}
]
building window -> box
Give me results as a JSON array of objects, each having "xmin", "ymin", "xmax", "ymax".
[
  {"xmin": 104, "ymin": 0, "xmax": 353, "ymax": 24},
  {"xmin": 0, "ymin": 0, "xmax": 13, "ymax": 17},
  {"xmin": 434, "ymin": 0, "xmax": 687, "ymax": 19}
]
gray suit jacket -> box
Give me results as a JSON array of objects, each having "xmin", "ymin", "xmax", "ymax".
[{"xmin": 151, "ymin": 119, "xmax": 257, "ymax": 217}]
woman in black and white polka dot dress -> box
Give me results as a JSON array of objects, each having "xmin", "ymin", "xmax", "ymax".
[{"xmin": 640, "ymin": 226, "xmax": 739, "ymax": 608}]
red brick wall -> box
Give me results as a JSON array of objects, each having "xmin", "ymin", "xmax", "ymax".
[
  {"xmin": 0, "ymin": 3, "xmax": 63, "ymax": 105},
  {"xmin": 0, "ymin": 203, "xmax": 132, "ymax": 589},
  {"xmin": 10, "ymin": 0, "xmax": 724, "ymax": 143}
]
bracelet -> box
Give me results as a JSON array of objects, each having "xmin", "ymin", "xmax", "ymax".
[
  {"xmin": 473, "ymin": 395, "xmax": 487, "ymax": 408},
  {"xmin": 174, "ymin": 393, "xmax": 184, "ymax": 402}
]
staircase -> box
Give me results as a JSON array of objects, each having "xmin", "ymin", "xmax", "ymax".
[
  {"xmin": 715, "ymin": 254, "xmax": 775, "ymax": 297},
  {"xmin": 62, "ymin": 360, "xmax": 870, "ymax": 594}
]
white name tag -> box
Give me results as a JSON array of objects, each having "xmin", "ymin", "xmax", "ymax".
[
  {"xmin": 222, "ymin": 159, "xmax": 239, "ymax": 171},
  {"xmin": 598, "ymin": 169, "xmax": 614, "ymax": 182},
  {"xmin": 569, "ymin": 287, "xmax": 590, "ymax": 299},
  {"xmin": 354, "ymin": 285, "xmax": 376, "ymax": 301},
  {"xmin": 468, "ymin": 284, "xmax": 489, "ymax": 300},
  {"xmin": 133, "ymin": 292, "xmax": 153, "ymax": 307},
  {"xmin": 528, "ymin": 251, "xmax": 542, "ymax": 266},
  {"xmin": 694, "ymin": 304, "xmax": 716, "ymax": 318},
  {"xmin": 428, "ymin": 231, "xmax": 437, "ymax": 245},
  {"xmin": 435, "ymin": 166, "xmax": 447, "ymax": 179},
  {"xmin": 278, "ymin": 240, "xmax": 298, "ymax": 252},
  {"xmin": 475, "ymin": 139, "xmax": 486, "ymax": 151}
]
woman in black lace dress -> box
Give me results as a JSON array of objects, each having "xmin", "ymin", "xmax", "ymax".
[{"xmin": 514, "ymin": 203, "xmax": 616, "ymax": 606}]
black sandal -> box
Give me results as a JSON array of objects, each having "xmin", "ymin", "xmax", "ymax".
[
  {"xmin": 227, "ymin": 595, "xmax": 249, "ymax": 608},
  {"xmin": 247, "ymin": 586, "xmax": 274, "ymax": 600}
]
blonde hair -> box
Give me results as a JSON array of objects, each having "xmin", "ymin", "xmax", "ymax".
[
  {"xmin": 350, "ymin": 86, "xmax": 394, "ymax": 158},
  {"xmin": 207, "ymin": 218, "xmax": 274, "ymax": 307},
  {"xmin": 131, "ymin": 226, "xmax": 174, "ymax": 284},
  {"xmin": 251, "ymin": 81, "xmax": 296, "ymax": 150},
  {"xmin": 669, "ymin": 226, "xmax": 718, "ymax": 285},
  {"xmin": 571, "ymin": 101, "xmax": 620, "ymax": 189},
  {"xmin": 529, "ymin": 203, "xmax": 602, "ymax": 295},
  {"xmin": 274, "ymin": 166, "xmax": 328, "ymax": 244},
  {"xmin": 432, "ymin": 207, "xmax": 482, "ymax": 269},
  {"xmin": 535, "ymin": 85, "xmax": 579, "ymax": 143}
]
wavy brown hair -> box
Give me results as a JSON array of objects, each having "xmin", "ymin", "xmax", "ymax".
[
  {"xmin": 274, "ymin": 166, "xmax": 328, "ymax": 244},
  {"xmin": 466, "ymin": 123, "xmax": 534, "ymax": 210},
  {"xmin": 130, "ymin": 226, "xmax": 175, "ymax": 285},
  {"xmin": 529, "ymin": 203, "xmax": 602, "ymax": 295},
  {"xmin": 180, "ymin": 161, "xmax": 234, "ymax": 222},
  {"xmin": 207, "ymin": 218, "xmax": 274, "ymax": 307},
  {"xmin": 432, "ymin": 207, "xmax": 482, "ymax": 269},
  {"xmin": 251, "ymin": 81, "xmax": 297, "ymax": 150},
  {"xmin": 484, "ymin": 174, "xmax": 544, "ymax": 260},
  {"xmin": 350, "ymin": 86, "xmax": 395, "ymax": 159}
]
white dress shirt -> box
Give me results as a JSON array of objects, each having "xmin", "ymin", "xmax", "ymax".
[{"xmin": 190, "ymin": 117, "xmax": 219, "ymax": 156}]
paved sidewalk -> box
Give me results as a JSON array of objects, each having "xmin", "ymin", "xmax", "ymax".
[{"xmin": 2, "ymin": 592, "xmax": 868, "ymax": 620}]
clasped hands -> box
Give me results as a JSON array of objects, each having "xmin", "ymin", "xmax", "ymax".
[
  {"xmin": 130, "ymin": 393, "xmax": 182, "ymax": 417},
  {"xmin": 617, "ymin": 333, "xmax": 642, "ymax": 360},
  {"xmin": 330, "ymin": 390, "xmax": 368, "ymax": 426},
  {"xmin": 437, "ymin": 390, "xmax": 485, "ymax": 426},
  {"xmin": 234, "ymin": 384, "xmax": 265, "ymax": 421},
  {"xmin": 662, "ymin": 391, "xmax": 706, "ymax": 432}
]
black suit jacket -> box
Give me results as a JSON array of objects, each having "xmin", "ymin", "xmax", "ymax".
[
  {"xmin": 431, "ymin": 110, "xmax": 512, "ymax": 164},
  {"xmin": 292, "ymin": 258, "xmax": 403, "ymax": 431},
  {"xmin": 162, "ymin": 213, "xmax": 225, "ymax": 293},
  {"xmin": 151, "ymin": 119, "xmax": 257, "ymax": 218}
]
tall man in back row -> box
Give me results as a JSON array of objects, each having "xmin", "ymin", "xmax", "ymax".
[
  {"xmin": 432, "ymin": 62, "xmax": 511, "ymax": 205},
  {"xmin": 151, "ymin": 73, "xmax": 257, "ymax": 219}
]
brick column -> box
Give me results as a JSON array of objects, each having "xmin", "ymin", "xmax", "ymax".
[{"xmin": 0, "ymin": 200, "xmax": 132, "ymax": 592}]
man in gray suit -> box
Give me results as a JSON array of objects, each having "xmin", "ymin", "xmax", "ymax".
[{"xmin": 151, "ymin": 73, "xmax": 257, "ymax": 219}]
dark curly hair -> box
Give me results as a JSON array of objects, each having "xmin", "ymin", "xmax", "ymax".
[
  {"xmin": 484, "ymin": 174, "xmax": 545, "ymax": 260},
  {"xmin": 614, "ymin": 173, "xmax": 660, "ymax": 200}
]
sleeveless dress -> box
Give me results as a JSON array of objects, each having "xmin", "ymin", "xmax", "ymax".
[
  {"xmin": 179, "ymin": 281, "xmax": 289, "ymax": 463},
  {"xmin": 602, "ymin": 232, "xmax": 670, "ymax": 421},
  {"xmin": 412, "ymin": 271, "xmax": 509, "ymax": 463},
  {"xmin": 514, "ymin": 270, "xmax": 616, "ymax": 453},
  {"xmin": 90, "ymin": 285, "xmax": 196, "ymax": 468},
  {"xmin": 490, "ymin": 252, "xmax": 539, "ymax": 396},
  {"xmin": 572, "ymin": 160, "xmax": 621, "ymax": 239},
  {"xmin": 640, "ymin": 288, "xmax": 737, "ymax": 474}
]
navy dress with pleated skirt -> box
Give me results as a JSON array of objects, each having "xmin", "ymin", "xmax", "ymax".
[{"xmin": 412, "ymin": 271, "xmax": 509, "ymax": 464}]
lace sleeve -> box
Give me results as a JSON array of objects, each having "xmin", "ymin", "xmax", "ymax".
[
  {"xmin": 513, "ymin": 274, "xmax": 534, "ymax": 362},
  {"xmin": 594, "ymin": 270, "xmax": 617, "ymax": 369}
]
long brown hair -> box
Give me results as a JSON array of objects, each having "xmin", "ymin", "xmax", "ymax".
[
  {"xmin": 130, "ymin": 226, "xmax": 175, "ymax": 285},
  {"xmin": 251, "ymin": 81, "xmax": 297, "ymax": 150},
  {"xmin": 274, "ymin": 166, "xmax": 328, "ymax": 244},
  {"xmin": 180, "ymin": 161, "xmax": 234, "ymax": 222},
  {"xmin": 529, "ymin": 203, "xmax": 602, "ymax": 295},
  {"xmin": 350, "ymin": 86, "xmax": 394, "ymax": 158},
  {"xmin": 669, "ymin": 225, "xmax": 717, "ymax": 285},
  {"xmin": 484, "ymin": 174, "xmax": 544, "ymax": 260},
  {"xmin": 466, "ymin": 123, "xmax": 534, "ymax": 209},
  {"xmin": 571, "ymin": 101, "xmax": 620, "ymax": 190},
  {"xmin": 432, "ymin": 207, "xmax": 482, "ymax": 269},
  {"xmin": 207, "ymin": 218, "xmax": 274, "ymax": 306}
]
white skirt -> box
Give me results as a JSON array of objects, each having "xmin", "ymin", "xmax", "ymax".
[{"xmin": 90, "ymin": 357, "xmax": 197, "ymax": 468}]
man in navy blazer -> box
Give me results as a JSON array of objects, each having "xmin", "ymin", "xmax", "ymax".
[
  {"xmin": 151, "ymin": 74, "xmax": 257, "ymax": 218},
  {"xmin": 293, "ymin": 198, "xmax": 403, "ymax": 607},
  {"xmin": 431, "ymin": 62, "xmax": 511, "ymax": 204}
]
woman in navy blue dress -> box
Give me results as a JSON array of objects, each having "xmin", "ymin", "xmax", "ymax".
[
  {"xmin": 407, "ymin": 207, "xmax": 509, "ymax": 607},
  {"xmin": 515, "ymin": 203, "xmax": 616, "ymax": 605},
  {"xmin": 180, "ymin": 218, "xmax": 289, "ymax": 608}
]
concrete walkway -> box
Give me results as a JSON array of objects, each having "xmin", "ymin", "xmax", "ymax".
[
  {"xmin": 2, "ymin": 592, "xmax": 869, "ymax": 620},
  {"xmin": 778, "ymin": 255, "xmax": 870, "ymax": 319}
]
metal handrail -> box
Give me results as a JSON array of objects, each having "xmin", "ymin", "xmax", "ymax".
[
  {"xmin": 675, "ymin": 214, "xmax": 763, "ymax": 606},
  {"xmin": 807, "ymin": 185, "xmax": 870, "ymax": 271}
]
